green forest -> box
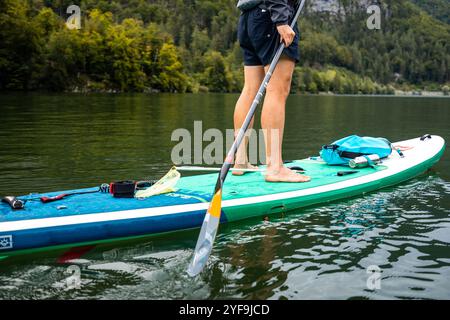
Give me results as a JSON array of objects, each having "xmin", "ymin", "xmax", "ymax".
[{"xmin": 0, "ymin": 0, "xmax": 449, "ymax": 94}]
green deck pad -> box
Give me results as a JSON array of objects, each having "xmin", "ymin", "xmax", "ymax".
[{"xmin": 176, "ymin": 160, "xmax": 387, "ymax": 201}]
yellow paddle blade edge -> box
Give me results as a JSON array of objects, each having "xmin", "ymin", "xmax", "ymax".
[
  {"xmin": 135, "ymin": 166, "xmax": 181, "ymax": 199},
  {"xmin": 208, "ymin": 189, "xmax": 222, "ymax": 218}
]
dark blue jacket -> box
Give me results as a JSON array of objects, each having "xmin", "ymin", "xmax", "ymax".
[{"xmin": 261, "ymin": 0, "xmax": 297, "ymax": 26}]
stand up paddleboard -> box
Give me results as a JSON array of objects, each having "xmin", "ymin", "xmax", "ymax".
[{"xmin": 0, "ymin": 135, "xmax": 445, "ymax": 260}]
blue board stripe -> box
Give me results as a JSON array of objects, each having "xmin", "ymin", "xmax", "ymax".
[
  {"xmin": 0, "ymin": 190, "xmax": 210, "ymax": 223},
  {"xmin": 0, "ymin": 209, "xmax": 228, "ymax": 252}
]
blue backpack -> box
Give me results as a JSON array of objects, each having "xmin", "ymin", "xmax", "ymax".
[{"xmin": 320, "ymin": 135, "xmax": 395, "ymax": 166}]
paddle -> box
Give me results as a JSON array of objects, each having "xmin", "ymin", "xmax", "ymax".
[{"xmin": 187, "ymin": 0, "xmax": 307, "ymax": 277}]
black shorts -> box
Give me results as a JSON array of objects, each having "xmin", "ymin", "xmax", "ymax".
[{"xmin": 238, "ymin": 6, "xmax": 300, "ymax": 66}]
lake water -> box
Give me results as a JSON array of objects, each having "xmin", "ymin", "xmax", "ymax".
[{"xmin": 0, "ymin": 93, "xmax": 449, "ymax": 299}]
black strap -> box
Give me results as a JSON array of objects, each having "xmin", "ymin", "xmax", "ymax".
[
  {"xmin": 338, "ymin": 150, "xmax": 366, "ymax": 159},
  {"xmin": 337, "ymin": 171, "xmax": 359, "ymax": 177},
  {"xmin": 323, "ymin": 145, "xmax": 339, "ymax": 151},
  {"xmin": 324, "ymin": 145, "xmax": 366, "ymax": 159},
  {"xmin": 289, "ymin": 166, "xmax": 305, "ymax": 172}
]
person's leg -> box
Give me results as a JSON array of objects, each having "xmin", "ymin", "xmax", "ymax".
[
  {"xmin": 233, "ymin": 65, "xmax": 265, "ymax": 175},
  {"xmin": 262, "ymin": 56, "xmax": 310, "ymax": 183}
]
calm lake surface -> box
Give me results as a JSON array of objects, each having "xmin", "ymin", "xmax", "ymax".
[{"xmin": 0, "ymin": 93, "xmax": 449, "ymax": 300}]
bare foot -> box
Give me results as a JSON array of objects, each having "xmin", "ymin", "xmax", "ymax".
[
  {"xmin": 265, "ymin": 166, "xmax": 311, "ymax": 183},
  {"xmin": 232, "ymin": 163, "xmax": 259, "ymax": 176}
]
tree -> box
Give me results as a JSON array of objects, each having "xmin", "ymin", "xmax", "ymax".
[
  {"xmin": 1, "ymin": 0, "xmax": 449, "ymax": 93},
  {"xmin": 0, "ymin": 0, "xmax": 42, "ymax": 89},
  {"xmin": 152, "ymin": 43, "xmax": 189, "ymax": 92},
  {"xmin": 200, "ymin": 51, "xmax": 230, "ymax": 92}
]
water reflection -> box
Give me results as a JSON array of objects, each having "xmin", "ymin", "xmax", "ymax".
[
  {"xmin": 0, "ymin": 93, "xmax": 449, "ymax": 299},
  {"xmin": 0, "ymin": 176, "xmax": 449, "ymax": 299}
]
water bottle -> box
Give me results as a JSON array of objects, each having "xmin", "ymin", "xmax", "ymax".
[{"xmin": 349, "ymin": 154, "xmax": 381, "ymax": 169}]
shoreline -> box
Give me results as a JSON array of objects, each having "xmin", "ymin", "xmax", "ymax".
[{"xmin": 0, "ymin": 90, "xmax": 449, "ymax": 98}]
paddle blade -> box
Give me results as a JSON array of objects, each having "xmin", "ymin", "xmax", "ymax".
[{"xmin": 187, "ymin": 190, "xmax": 222, "ymax": 277}]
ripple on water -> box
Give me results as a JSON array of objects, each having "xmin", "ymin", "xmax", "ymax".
[{"xmin": 0, "ymin": 177, "xmax": 449, "ymax": 300}]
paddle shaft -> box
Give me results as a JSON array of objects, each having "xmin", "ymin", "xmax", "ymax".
[{"xmin": 215, "ymin": 0, "xmax": 306, "ymax": 192}]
